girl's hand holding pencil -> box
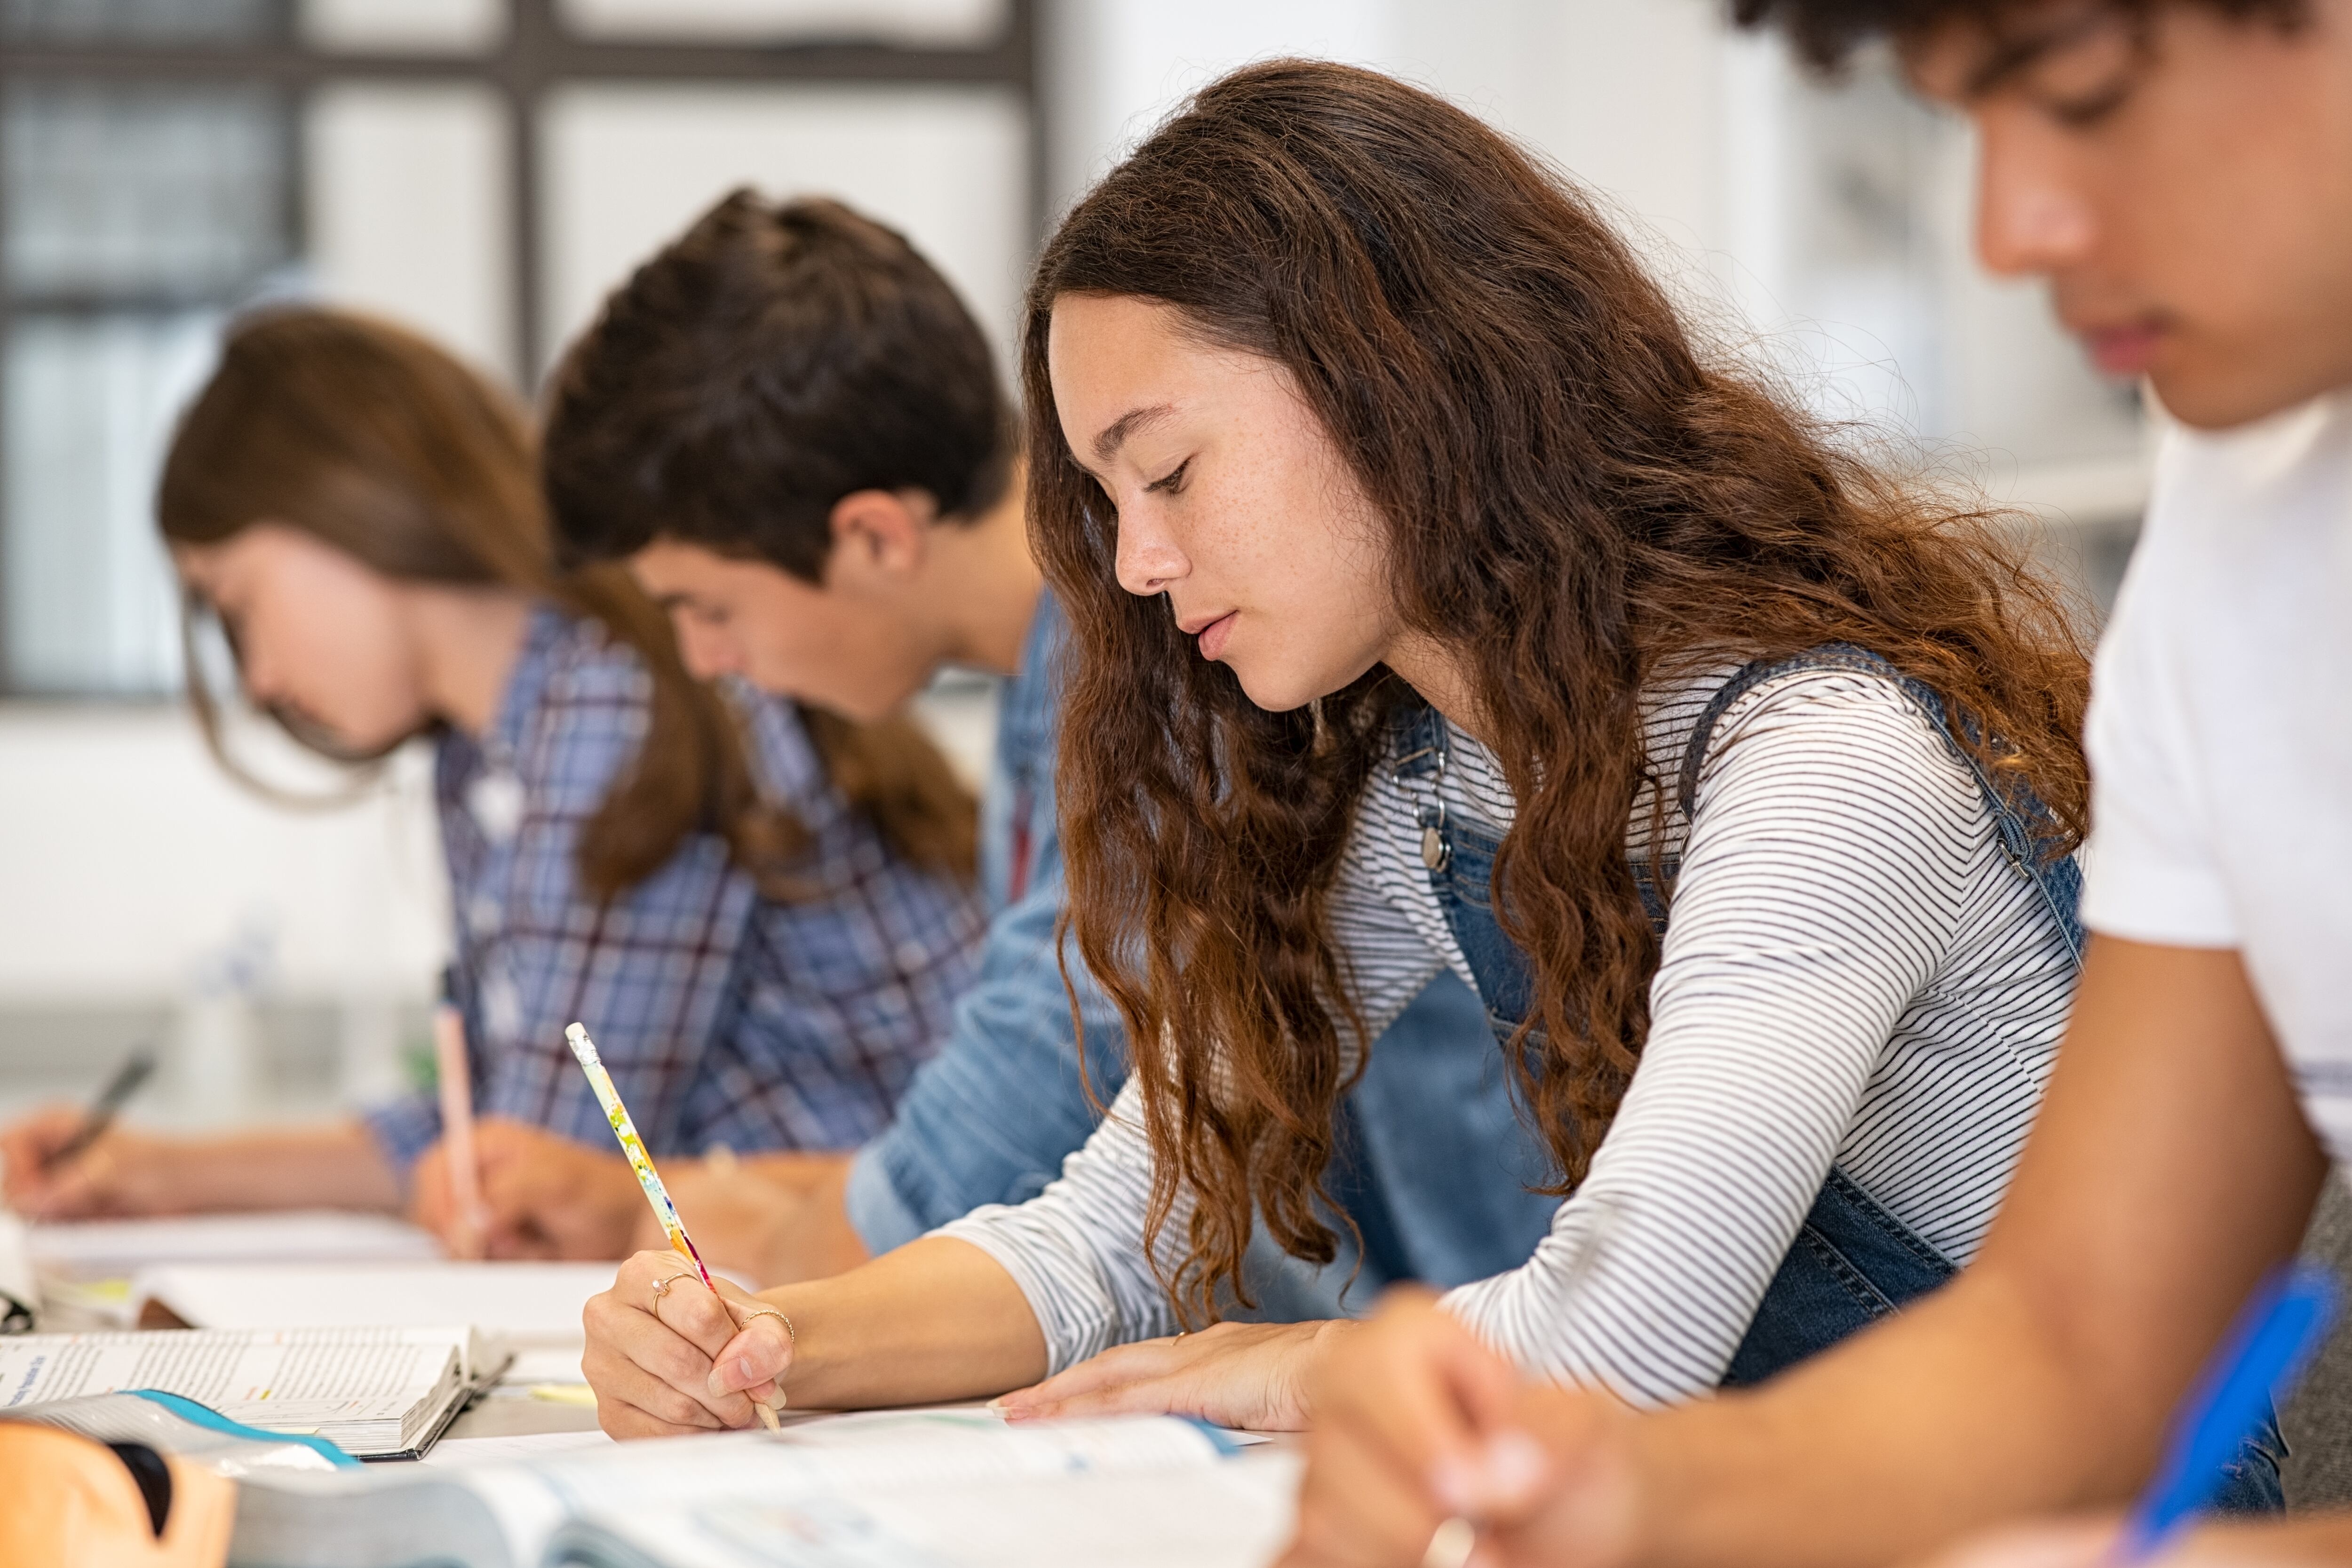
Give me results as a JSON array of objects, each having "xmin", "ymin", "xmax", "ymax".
[
  {"xmin": 566, "ymin": 1022, "xmax": 789, "ymax": 1433},
  {"xmin": 584, "ymin": 1247, "xmax": 798, "ymax": 1436}
]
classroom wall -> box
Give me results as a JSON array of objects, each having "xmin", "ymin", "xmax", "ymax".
[
  {"xmin": 0, "ymin": 708, "xmax": 445, "ymax": 1127},
  {"xmin": 1044, "ymin": 0, "xmax": 1726, "ymax": 255},
  {"xmin": 0, "ymin": 0, "xmax": 2144, "ymax": 1122}
]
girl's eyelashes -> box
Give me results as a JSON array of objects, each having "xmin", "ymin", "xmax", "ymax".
[
  {"xmin": 2042, "ymin": 74, "xmax": 2134, "ymax": 128},
  {"xmin": 1143, "ymin": 457, "xmax": 1192, "ymax": 496}
]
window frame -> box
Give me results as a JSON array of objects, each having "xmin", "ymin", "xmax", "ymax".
[{"xmin": 0, "ymin": 0, "xmax": 1044, "ymax": 695}]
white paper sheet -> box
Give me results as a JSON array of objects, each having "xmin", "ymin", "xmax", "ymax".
[
  {"xmin": 418, "ymin": 1430, "xmax": 614, "ymax": 1469},
  {"xmin": 130, "ymin": 1261, "xmax": 613, "ymax": 1347},
  {"xmin": 580, "ymin": 1446, "xmax": 1303, "ymax": 1568},
  {"xmin": 232, "ymin": 1409, "xmax": 1268, "ymax": 1568},
  {"xmin": 31, "ymin": 1212, "xmax": 440, "ymax": 1278}
]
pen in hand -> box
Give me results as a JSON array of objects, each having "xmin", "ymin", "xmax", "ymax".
[
  {"xmin": 42, "ymin": 1046, "xmax": 157, "ymax": 1174},
  {"xmin": 565, "ymin": 1022, "xmax": 783, "ymax": 1432},
  {"xmin": 2116, "ymin": 1262, "xmax": 2338, "ymax": 1563}
]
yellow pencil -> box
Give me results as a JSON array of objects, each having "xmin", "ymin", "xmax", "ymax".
[{"xmin": 565, "ymin": 1022, "xmax": 780, "ymax": 1431}]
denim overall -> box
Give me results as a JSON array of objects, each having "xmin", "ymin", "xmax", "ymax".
[{"xmin": 1389, "ymin": 646, "xmax": 2283, "ymax": 1510}]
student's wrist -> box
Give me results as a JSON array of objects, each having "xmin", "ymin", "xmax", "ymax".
[
  {"xmin": 1612, "ymin": 1402, "xmax": 1737, "ymax": 1568},
  {"xmin": 1294, "ymin": 1317, "xmax": 1362, "ymax": 1422},
  {"xmin": 756, "ymin": 1283, "xmax": 828, "ymax": 1406}
]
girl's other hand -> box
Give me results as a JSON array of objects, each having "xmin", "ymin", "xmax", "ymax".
[
  {"xmin": 581, "ymin": 1249, "xmax": 792, "ymax": 1438},
  {"xmin": 992, "ymin": 1318, "xmax": 1348, "ymax": 1432}
]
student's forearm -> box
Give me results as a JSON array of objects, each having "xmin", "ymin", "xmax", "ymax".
[
  {"xmin": 146, "ymin": 1119, "xmax": 403, "ymax": 1214},
  {"xmin": 1622, "ymin": 940, "xmax": 2329, "ymax": 1568},
  {"xmin": 1625, "ymin": 1266, "xmax": 2120, "ymax": 1568},
  {"xmin": 757, "ymin": 1235, "xmax": 1048, "ymax": 1408}
]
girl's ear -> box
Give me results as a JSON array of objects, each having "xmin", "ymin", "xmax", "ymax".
[{"xmin": 825, "ymin": 489, "xmax": 937, "ymax": 589}]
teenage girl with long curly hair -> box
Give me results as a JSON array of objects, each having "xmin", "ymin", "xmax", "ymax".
[{"xmin": 574, "ymin": 67, "xmax": 2265, "ymax": 1509}]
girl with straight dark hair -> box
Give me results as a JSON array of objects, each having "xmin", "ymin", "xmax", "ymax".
[
  {"xmin": 0, "ymin": 307, "xmax": 982, "ymax": 1246},
  {"xmin": 571, "ymin": 65, "xmax": 2271, "ymax": 1511}
]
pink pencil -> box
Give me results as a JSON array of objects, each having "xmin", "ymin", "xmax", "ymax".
[{"xmin": 433, "ymin": 1003, "xmax": 488, "ymax": 1259}]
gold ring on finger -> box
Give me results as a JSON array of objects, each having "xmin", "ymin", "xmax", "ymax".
[{"xmin": 734, "ymin": 1307, "xmax": 795, "ymax": 1407}]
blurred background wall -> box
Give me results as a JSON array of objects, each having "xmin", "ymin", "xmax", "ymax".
[{"xmin": 0, "ymin": 0, "xmax": 2146, "ymax": 1128}]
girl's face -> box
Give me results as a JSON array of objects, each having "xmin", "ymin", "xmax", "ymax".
[
  {"xmin": 1048, "ymin": 292, "xmax": 1402, "ymax": 714},
  {"xmin": 174, "ymin": 524, "xmax": 432, "ymax": 753}
]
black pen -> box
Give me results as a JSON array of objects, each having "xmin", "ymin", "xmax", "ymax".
[{"xmin": 43, "ymin": 1047, "xmax": 157, "ymax": 1172}]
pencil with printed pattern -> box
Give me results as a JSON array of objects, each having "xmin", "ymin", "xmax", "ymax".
[{"xmin": 565, "ymin": 1021, "xmax": 781, "ymax": 1430}]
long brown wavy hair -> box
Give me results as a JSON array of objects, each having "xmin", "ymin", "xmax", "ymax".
[
  {"xmin": 159, "ymin": 306, "xmax": 973, "ymax": 899},
  {"xmin": 1023, "ymin": 61, "xmax": 2093, "ymax": 1323}
]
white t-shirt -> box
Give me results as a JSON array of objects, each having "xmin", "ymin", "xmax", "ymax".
[{"xmin": 2081, "ymin": 390, "xmax": 2352, "ymax": 1158}]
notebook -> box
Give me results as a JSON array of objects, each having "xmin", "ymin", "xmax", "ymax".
[
  {"xmin": 225, "ymin": 1407, "xmax": 1293, "ymax": 1568},
  {"xmin": 552, "ymin": 1447, "xmax": 1303, "ymax": 1568},
  {"xmin": 0, "ymin": 1325, "xmax": 502, "ymax": 1461}
]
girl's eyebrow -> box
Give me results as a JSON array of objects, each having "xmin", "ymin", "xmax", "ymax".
[{"xmin": 1089, "ymin": 403, "xmax": 1176, "ymax": 466}]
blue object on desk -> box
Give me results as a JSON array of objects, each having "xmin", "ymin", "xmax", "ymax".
[
  {"xmin": 127, "ymin": 1390, "xmax": 362, "ymax": 1470},
  {"xmin": 2118, "ymin": 1264, "xmax": 2339, "ymax": 1561}
]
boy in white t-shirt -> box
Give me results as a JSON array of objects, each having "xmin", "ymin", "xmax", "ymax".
[{"xmin": 1273, "ymin": 5, "xmax": 2352, "ymax": 1568}]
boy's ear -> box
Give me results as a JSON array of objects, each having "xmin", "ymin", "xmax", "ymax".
[{"xmin": 826, "ymin": 489, "xmax": 939, "ymax": 586}]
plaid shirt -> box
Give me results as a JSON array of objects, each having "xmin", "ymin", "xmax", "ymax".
[{"xmin": 366, "ymin": 606, "xmax": 985, "ymax": 1172}]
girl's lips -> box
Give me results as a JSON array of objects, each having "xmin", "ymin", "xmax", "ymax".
[
  {"xmin": 2083, "ymin": 321, "xmax": 2166, "ymax": 378},
  {"xmin": 1196, "ymin": 611, "xmax": 1238, "ymax": 661}
]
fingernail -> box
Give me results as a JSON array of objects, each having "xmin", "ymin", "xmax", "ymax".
[{"xmin": 1481, "ymin": 1431, "xmax": 1548, "ymax": 1504}]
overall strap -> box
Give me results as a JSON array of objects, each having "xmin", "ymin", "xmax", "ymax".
[{"xmin": 1670, "ymin": 645, "xmax": 2085, "ymax": 967}]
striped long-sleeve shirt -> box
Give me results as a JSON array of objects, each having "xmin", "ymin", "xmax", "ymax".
[{"xmin": 939, "ymin": 663, "xmax": 2076, "ymax": 1406}]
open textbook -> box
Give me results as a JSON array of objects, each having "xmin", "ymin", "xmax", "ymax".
[
  {"xmin": 0, "ymin": 1325, "xmax": 500, "ymax": 1460},
  {"xmin": 130, "ymin": 1261, "xmax": 616, "ymax": 1338},
  {"xmin": 128, "ymin": 1260, "xmax": 619, "ymax": 1381},
  {"xmin": 226, "ymin": 1408, "xmax": 1295, "ymax": 1568}
]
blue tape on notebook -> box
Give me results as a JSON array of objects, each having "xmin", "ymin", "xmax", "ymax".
[{"xmin": 127, "ymin": 1388, "xmax": 363, "ymax": 1470}]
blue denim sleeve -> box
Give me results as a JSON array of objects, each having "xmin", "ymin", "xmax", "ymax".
[{"xmin": 842, "ymin": 845, "xmax": 1128, "ymax": 1254}]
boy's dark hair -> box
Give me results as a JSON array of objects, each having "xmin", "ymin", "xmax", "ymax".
[
  {"xmin": 1731, "ymin": 0, "xmax": 2305, "ymax": 69},
  {"xmin": 543, "ymin": 190, "xmax": 1012, "ymax": 580},
  {"xmin": 539, "ymin": 191, "xmax": 998, "ymax": 882}
]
